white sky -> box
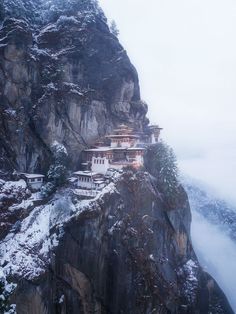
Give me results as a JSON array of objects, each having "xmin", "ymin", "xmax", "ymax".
[{"xmin": 99, "ymin": 0, "xmax": 236, "ymax": 203}]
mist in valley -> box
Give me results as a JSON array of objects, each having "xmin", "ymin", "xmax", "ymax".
[{"xmin": 191, "ymin": 210, "xmax": 236, "ymax": 311}]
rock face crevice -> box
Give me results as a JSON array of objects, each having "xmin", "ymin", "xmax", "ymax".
[{"xmin": 0, "ymin": 0, "xmax": 148, "ymax": 173}]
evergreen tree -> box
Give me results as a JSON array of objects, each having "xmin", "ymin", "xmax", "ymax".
[
  {"xmin": 110, "ymin": 20, "xmax": 119, "ymax": 37},
  {"xmin": 144, "ymin": 141, "xmax": 180, "ymax": 207},
  {"xmin": 0, "ymin": 272, "xmax": 16, "ymax": 314},
  {"xmin": 47, "ymin": 141, "xmax": 68, "ymax": 186}
]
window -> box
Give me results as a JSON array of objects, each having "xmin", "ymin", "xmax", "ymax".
[
  {"xmin": 37, "ymin": 178, "xmax": 42, "ymax": 182},
  {"xmin": 31, "ymin": 178, "xmax": 35, "ymax": 182}
]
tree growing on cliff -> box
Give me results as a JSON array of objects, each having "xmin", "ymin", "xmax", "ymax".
[
  {"xmin": 144, "ymin": 141, "xmax": 180, "ymax": 206},
  {"xmin": 47, "ymin": 141, "xmax": 68, "ymax": 187},
  {"xmin": 0, "ymin": 270, "xmax": 16, "ymax": 314},
  {"xmin": 110, "ymin": 20, "xmax": 119, "ymax": 37}
]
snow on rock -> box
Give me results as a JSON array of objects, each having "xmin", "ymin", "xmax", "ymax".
[
  {"xmin": 0, "ymin": 204, "xmax": 52, "ymax": 280},
  {"xmin": 74, "ymin": 182, "xmax": 117, "ymax": 214},
  {"xmin": 51, "ymin": 141, "xmax": 68, "ymax": 156},
  {"xmin": 58, "ymin": 294, "xmax": 65, "ymax": 304},
  {"xmin": 0, "ymin": 267, "xmax": 5, "ymax": 281},
  {"xmin": 0, "ymin": 180, "xmax": 30, "ymax": 211},
  {"xmin": 0, "ymin": 182, "xmax": 115, "ymax": 281},
  {"xmin": 178, "ymin": 259, "xmax": 198, "ymax": 303},
  {"xmin": 2, "ymin": 180, "xmax": 27, "ymax": 191},
  {"xmin": 0, "ymin": 188, "xmax": 76, "ymax": 280},
  {"xmin": 0, "ymin": 177, "xmax": 119, "ymax": 283}
]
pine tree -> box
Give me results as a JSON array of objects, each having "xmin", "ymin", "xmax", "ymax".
[
  {"xmin": 110, "ymin": 20, "xmax": 119, "ymax": 37},
  {"xmin": 0, "ymin": 279, "xmax": 7, "ymax": 313},
  {"xmin": 0, "ymin": 273, "xmax": 16, "ymax": 314},
  {"xmin": 47, "ymin": 141, "xmax": 68, "ymax": 186},
  {"xmin": 144, "ymin": 141, "xmax": 179, "ymax": 206}
]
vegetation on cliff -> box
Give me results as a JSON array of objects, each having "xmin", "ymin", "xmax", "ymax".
[{"xmin": 144, "ymin": 141, "xmax": 181, "ymax": 208}]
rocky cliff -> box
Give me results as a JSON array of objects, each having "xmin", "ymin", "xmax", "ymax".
[
  {"xmin": 0, "ymin": 0, "xmax": 148, "ymax": 173},
  {"xmin": 0, "ymin": 170, "xmax": 233, "ymax": 314},
  {"xmin": 0, "ymin": 1, "xmax": 234, "ymax": 313}
]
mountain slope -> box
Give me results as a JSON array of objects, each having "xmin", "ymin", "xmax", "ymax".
[
  {"xmin": 0, "ymin": 0, "xmax": 148, "ymax": 173},
  {"xmin": 183, "ymin": 177, "xmax": 236, "ymax": 241},
  {"xmin": 0, "ymin": 1, "xmax": 234, "ymax": 313},
  {"xmin": 1, "ymin": 170, "xmax": 234, "ymax": 313}
]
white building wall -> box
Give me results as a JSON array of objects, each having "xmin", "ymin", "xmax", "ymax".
[
  {"xmin": 27, "ymin": 178, "xmax": 44, "ymax": 190},
  {"xmin": 111, "ymin": 141, "xmax": 118, "ymax": 148},
  {"xmin": 135, "ymin": 154, "xmax": 144, "ymax": 166},
  {"xmin": 110, "ymin": 140, "xmax": 137, "ymax": 148},
  {"xmin": 151, "ymin": 133, "xmax": 156, "ymax": 144},
  {"xmin": 121, "ymin": 141, "xmax": 131, "ymax": 148},
  {"xmin": 78, "ymin": 176, "xmax": 94, "ymax": 189},
  {"xmin": 91, "ymin": 157, "xmax": 110, "ymax": 174}
]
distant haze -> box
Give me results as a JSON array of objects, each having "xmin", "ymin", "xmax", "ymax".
[{"xmin": 99, "ymin": 0, "xmax": 236, "ymax": 204}]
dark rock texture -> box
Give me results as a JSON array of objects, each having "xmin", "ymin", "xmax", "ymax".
[
  {"xmin": 0, "ymin": 0, "xmax": 148, "ymax": 173},
  {"xmin": 10, "ymin": 171, "xmax": 233, "ymax": 313}
]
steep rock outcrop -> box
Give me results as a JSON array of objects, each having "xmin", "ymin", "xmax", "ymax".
[
  {"xmin": 0, "ymin": 0, "xmax": 148, "ymax": 173},
  {"xmin": 0, "ymin": 171, "xmax": 233, "ymax": 313},
  {"xmin": 0, "ymin": 1, "xmax": 233, "ymax": 313}
]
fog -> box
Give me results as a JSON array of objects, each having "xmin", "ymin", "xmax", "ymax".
[
  {"xmin": 191, "ymin": 210, "xmax": 236, "ymax": 311},
  {"xmin": 99, "ymin": 0, "xmax": 236, "ymax": 204},
  {"xmin": 99, "ymin": 0, "xmax": 236, "ymax": 310}
]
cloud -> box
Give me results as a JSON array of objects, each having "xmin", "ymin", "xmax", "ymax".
[
  {"xmin": 99, "ymin": 0, "xmax": 236, "ymax": 200},
  {"xmin": 191, "ymin": 210, "xmax": 236, "ymax": 312}
]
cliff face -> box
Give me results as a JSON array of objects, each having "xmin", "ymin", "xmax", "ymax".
[
  {"xmin": 0, "ymin": 0, "xmax": 148, "ymax": 173},
  {"xmin": 0, "ymin": 1, "xmax": 234, "ymax": 314},
  {"xmin": 0, "ymin": 170, "xmax": 232, "ymax": 314}
]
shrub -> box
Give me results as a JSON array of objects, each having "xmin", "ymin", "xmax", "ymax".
[{"xmin": 40, "ymin": 182, "xmax": 56, "ymax": 199}]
